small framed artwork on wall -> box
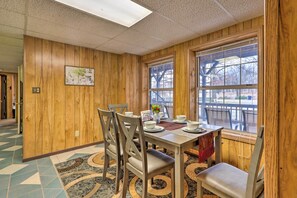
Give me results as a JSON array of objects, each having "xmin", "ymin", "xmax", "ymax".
[{"xmin": 65, "ymin": 65, "xmax": 94, "ymax": 86}]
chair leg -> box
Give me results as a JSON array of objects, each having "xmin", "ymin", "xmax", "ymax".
[
  {"xmin": 171, "ymin": 168, "xmax": 175, "ymax": 198},
  {"xmin": 207, "ymin": 157, "xmax": 212, "ymax": 168},
  {"xmin": 121, "ymin": 168, "xmax": 129, "ymax": 198},
  {"xmin": 197, "ymin": 180, "xmax": 203, "ymax": 198},
  {"xmin": 142, "ymin": 178, "xmax": 148, "ymax": 198},
  {"xmin": 152, "ymin": 144, "xmax": 157, "ymax": 149},
  {"xmin": 115, "ymin": 158, "xmax": 121, "ymax": 194},
  {"xmin": 103, "ymin": 153, "xmax": 109, "ymax": 179}
]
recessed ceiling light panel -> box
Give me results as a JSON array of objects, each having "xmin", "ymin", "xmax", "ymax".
[{"xmin": 54, "ymin": 0, "xmax": 152, "ymax": 27}]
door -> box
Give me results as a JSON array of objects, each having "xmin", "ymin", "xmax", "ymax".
[{"xmin": 1, "ymin": 75, "xmax": 7, "ymax": 119}]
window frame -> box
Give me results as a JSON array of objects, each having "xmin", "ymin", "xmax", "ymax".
[
  {"xmin": 196, "ymin": 38, "xmax": 259, "ymax": 133},
  {"xmin": 148, "ymin": 58, "xmax": 174, "ymax": 118},
  {"xmin": 190, "ymin": 29, "xmax": 264, "ymax": 137}
]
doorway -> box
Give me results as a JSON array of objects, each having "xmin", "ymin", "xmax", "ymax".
[{"xmin": 1, "ymin": 75, "xmax": 7, "ymax": 119}]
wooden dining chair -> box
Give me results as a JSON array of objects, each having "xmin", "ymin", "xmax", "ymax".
[
  {"xmin": 108, "ymin": 104, "xmax": 128, "ymax": 114},
  {"xmin": 97, "ymin": 108, "xmax": 122, "ymax": 194},
  {"xmin": 116, "ymin": 113, "xmax": 175, "ymax": 198},
  {"xmin": 197, "ymin": 126, "xmax": 264, "ymax": 198}
]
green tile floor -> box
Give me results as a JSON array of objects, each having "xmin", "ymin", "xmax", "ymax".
[{"xmin": 0, "ymin": 124, "xmax": 67, "ymax": 198}]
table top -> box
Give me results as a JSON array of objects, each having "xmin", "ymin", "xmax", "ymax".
[{"xmin": 144, "ymin": 123, "xmax": 223, "ymax": 147}]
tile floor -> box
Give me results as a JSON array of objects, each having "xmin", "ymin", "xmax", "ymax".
[{"xmin": 0, "ymin": 123, "xmax": 103, "ymax": 198}]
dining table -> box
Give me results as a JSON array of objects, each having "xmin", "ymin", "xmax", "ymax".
[{"xmin": 143, "ymin": 121, "xmax": 223, "ymax": 198}]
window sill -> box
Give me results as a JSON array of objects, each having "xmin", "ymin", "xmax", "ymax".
[{"xmin": 221, "ymin": 129, "xmax": 257, "ymax": 145}]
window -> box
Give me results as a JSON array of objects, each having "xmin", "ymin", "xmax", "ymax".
[
  {"xmin": 149, "ymin": 60, "xmax": 174, "ymax": 118},
  {"xmin": 197, "ymin": 38, "xmax": 258, "ymax": 133}
]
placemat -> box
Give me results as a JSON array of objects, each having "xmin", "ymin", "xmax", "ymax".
[{"xmin": 157, "ymin": 120, "xmax": 186, "ymax": 131}]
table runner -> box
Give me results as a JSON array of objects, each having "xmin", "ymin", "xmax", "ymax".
[{"xmin": 158, "ymin": 120, "xmax": 186, "ymax": 131}]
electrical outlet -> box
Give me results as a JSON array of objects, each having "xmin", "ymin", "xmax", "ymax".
[{"xmin": 75, "ymin": 130, "xmax": 80, "ymax": 137}]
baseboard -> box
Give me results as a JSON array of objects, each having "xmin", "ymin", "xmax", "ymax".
[{"xmin": 23, "ymin": 141, "xmax": 104, "ymax": 162}]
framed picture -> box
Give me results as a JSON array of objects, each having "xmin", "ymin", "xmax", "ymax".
[{"xmin": 65, "ymin": 65, "xmax": 94, "ymax": 86}]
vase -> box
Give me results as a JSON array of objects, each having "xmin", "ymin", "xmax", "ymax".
[{"xmin": 153, "ymin": 113, "xmax": 161, "ymax": 124}]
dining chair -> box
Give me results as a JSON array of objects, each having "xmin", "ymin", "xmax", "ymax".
[
  {"xmin": 205, "ymin": 107, "xmax": 233, "ymax": 129},
  {"xmin": 97, "ymin": 108, "xmax": 122, "ymax": 194},
  {"xmin": 116, "ymin": 113, "xmax": 175, "ymax": 198},
  {"xmin": 242, "ymin": 110, "xmax": 257, "ymax": 132},
  {"xmin": 108, "ymin": 104, "xmax": 128, "ymax": 114},
  {"xmin": 197, "ymin": 126, "xmax": 264, "ymax": 198}
]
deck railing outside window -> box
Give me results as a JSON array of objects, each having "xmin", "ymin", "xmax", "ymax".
[{"xmin": 197, "ymin": 38, "xmax": 259, "ymax": 133}]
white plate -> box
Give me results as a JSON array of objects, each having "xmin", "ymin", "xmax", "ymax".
[
  {"xmin": 173, "ymin": 119, "xmax": 187, "ymax": 124},
  {"xmin": 144, "ymin": 126, "xmax": 164, "ymax": 133},
  {"xmin": 182, "ymin": 127, "xmax": 207, "ymax": 133}
]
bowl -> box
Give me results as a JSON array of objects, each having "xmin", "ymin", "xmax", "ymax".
[
  {"xmin": 144, "ymin": 121, "xmax": 156, "ymax": 129},
  {"xmin": 125, "ymin": 112, "xmax": 133, "ymax": 117},
  {"xmin": 187, "ymin": 121, "xmax": 201, "ymax": 130},
  {"xmin": 176, "ymin": 115, "xmax": 186, "ymax": 122}
]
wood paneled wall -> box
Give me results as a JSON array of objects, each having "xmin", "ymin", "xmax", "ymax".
[
  {"xmin": 266, "ymin": 0, "xmax": 297, "ymax": 197},
  {"xmin": 118, "ymin": 53, "xmax": 141, "ymax": 114},
  {"xmin": 141, "ymin": 16, "xmax": 264, "ymax": 171},
  {"xmin": 23, "ymin": 36, "xmax": 124, "ymax": 159},
  {"xmin": 141, "ymin": 16, "xmax": 264, "ymax": 120}
]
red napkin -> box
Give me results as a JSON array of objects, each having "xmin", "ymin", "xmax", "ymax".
[{"xmin": 198, "ymin": 133, "xmax": 214, "ymax": 163}]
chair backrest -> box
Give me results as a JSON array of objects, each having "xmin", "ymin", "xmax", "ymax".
[
  {"xmin": 204, "ymin": 107, "xmax": 232, "ymax": 129},
  {"xmin": 246, "ymin": 126, "xmax": 264, "ymax": 197},
  {"xmin": 108, "ymin": 104, "xmax": 128, "ymax": 114},
  {"xmin": 97, "ymin": 108, "xmax": 120, "ymax": 155},
  {"xmin": 242, "ymin": 110, "xmax": 257, "ymax": 132},
  {"xmin": 116, "ymin": 113, "xmax": 147, "ymax": 174}
]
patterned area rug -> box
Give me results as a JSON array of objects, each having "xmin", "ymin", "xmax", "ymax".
[{"xmin": 55, "ymin": 148, "xmax": 217, "ymax": 198}]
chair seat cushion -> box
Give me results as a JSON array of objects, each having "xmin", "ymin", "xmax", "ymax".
[
  {"xmin": 108, "ymin": 144, "xmax": 123, "ymax": 155},
  {"xmin": 197, "ymin": 163, "xmax": 263, "ymax": 198},
  {"xmin": 128, "ymin": 149, "xmax": 174, "ymax": 174}
]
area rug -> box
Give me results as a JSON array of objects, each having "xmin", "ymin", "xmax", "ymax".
[{"xmin": 55, "ymin": 148, "xmax": 217, "ymax": 198}]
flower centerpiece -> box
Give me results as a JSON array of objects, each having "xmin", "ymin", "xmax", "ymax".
[{"xmin": 151, "ymin": 104, "xmax": 161, "ymax": 123}]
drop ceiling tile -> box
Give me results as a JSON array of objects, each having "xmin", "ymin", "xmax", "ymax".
[
  {"xmin": 0, "ymin": 0, "xmax": 26, "ymax": 14},
  {"xmin": 215, "ymin": 0, "xmax": 264, "ymax": 21},
  {"xmin": 0, "ymin": 35, "xmax": 23, "ymax": 47},
  {"xmin": 27, "ymin": 17, "xmax": 109, "ymax": 48},
  {"xmin": 157, "ymin": 0, "xmax": 236, "ymax": 34},
  {"xmin": 0, "ymin": 26, "xmax": 24, "ymax": 38},
  {"xmin": 99, "ymin": 39, "xmax": 150, "ymax": 55},
  {"xmin": 78, "ymin": 14, "xmax": 128, "ymax": 39},
  {"xmin": 132, "ymin": 0, "xmax": 172, "ymax": 11},
  {"xmin": 27, "ymin": 0, "xmax": 86, "ymax": 29},
  {"xmin": 0, "ymin": 9, "xmax": 25, "ymax": 29},
  {"xmin": 132, "ymin": 13, "xmax": 195, "ymax": 43},
  {"xmin": 113, "ymin": 29, "xmax": 168, "ymax": 50}
]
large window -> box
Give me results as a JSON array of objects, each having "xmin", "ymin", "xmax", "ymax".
[
  {"xmin": 197, "ymin": 38, "xmax": 258, "ymax": 133},
  {"xmin": 149, "ymin": 60, "xmax": 174, "ymax": 118}
]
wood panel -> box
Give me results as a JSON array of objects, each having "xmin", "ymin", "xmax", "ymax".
[
  {"xmin": 141, "ymin": 16, "xmax": 264, "ymax": 121},
  {"xmin": 119, "ymin": 53, "xmax": 141, "ymax": 114},
  {"xmin": 23, "ymin": 36, "xmax": 122, "ymax": 159},
  {"xmin": 265, "ymin": 0, "xmax": 297, "ymax": 197},
  {"xmin": 265, "ymin": 0, "xmax": 279, "ymax": 197}
]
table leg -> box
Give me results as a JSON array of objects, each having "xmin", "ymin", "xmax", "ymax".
[
  {"xmin": 175, "ymin": 146, "xmax": 184, "ymax": 198},
  {"xmin": 215, "ymin": 130, "xmax": 222, "ymax": 163}
]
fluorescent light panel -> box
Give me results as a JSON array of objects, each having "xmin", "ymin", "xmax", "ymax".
[{"xmin": 54, "ymin": 0, "xmax": 152, "ymax": 27}]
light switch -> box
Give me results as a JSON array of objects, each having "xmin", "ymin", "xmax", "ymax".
[{"xmin": 32, "ymin": 87, "xmax": 41, "ymax": 94}]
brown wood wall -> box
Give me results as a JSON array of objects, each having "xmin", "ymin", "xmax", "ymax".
[
  {"xmin": 141, "ymin": 16, "xmax": 264, "ymax": 169},
  {"xmin": 266, "ymin": 0, "xmax": 297, "ymax": 197},
  {"xmin": 23, "ymin": 36, "xmax": 127, "ymax": 159}
]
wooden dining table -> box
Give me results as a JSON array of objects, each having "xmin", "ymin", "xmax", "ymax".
[{"xmin": 143, "ymin": 123, "xmax": 223, "ymax": 198}]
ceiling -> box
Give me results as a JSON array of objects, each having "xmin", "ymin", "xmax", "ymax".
[{"xmin": 0, "ymin": 0, "xmax": 264, "ymax": 73}]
